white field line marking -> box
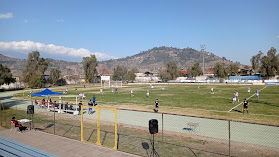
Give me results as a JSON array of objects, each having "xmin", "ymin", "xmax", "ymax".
[{"xmin": 228, "ymin": 85, "xmax": 268, "ymax": 112}]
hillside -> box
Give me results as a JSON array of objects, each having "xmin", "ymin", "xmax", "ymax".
[
  {"xmin": 0, "ymin": 54, "xmax": 83, "ymax": 77},
  {"xmin": 99, "ymin": 46, "xmax": 235, "ymax": 72},
  {"xmin": 1, "ymin": 46, "xmax": 240, "ymax": 76}
]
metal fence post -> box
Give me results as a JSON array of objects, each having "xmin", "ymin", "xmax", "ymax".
[
  {"xmin": 54, "ymin": 107, "xmax": 56, "ymax": 135},
  {"xmin": 229, "ymin": 120, "xmax": 231, "ymax": 157},
  {"xmin": 162, "ymin": 113, "xmax": 164, "ymax": 142},
  {"xmin": 0, "ymin": 101, "xmax": 2, "ymax": 127}
]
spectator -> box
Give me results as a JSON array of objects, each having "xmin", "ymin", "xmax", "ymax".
[
  {"xmin": 78, "ymin": 101, "xmax": 83, "ymax": 115},
  {"xmin": 65, "ymin": 102, "xmax": 69, "ymax": 110},
  {"xmin": 12, "ymin": 117, "xmax": 27, "ymax": 132},
  {"xmin": 93, "ymin": 96, "xmax": 96, "ymax": 106},
  {"xmin": 69, "ymin": 104, "xmax": 73, "ymax": 110},
  {"xmin": 88, "ymin": 100, "xmax": 93, "ymax": 106}
]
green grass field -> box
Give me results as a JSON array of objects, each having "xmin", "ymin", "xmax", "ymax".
[{"xmin": 14, "ymin": 84, "xmax": 279, "ymax": 125}]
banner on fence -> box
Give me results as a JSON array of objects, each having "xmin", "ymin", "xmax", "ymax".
[{"xmin": 252, "ymin": 82, "xmax": 265, "ymax": 85}]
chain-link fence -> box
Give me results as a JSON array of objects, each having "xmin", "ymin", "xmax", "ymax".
[
  {"xmin": 116, "ymin": 109, "xmax": 279, "ymax": 157},
  {"xmin": 1, "ymin": 99, "xmax": 279, "ymax": 157}
]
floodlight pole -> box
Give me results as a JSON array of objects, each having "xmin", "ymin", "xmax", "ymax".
[{"xmin": 201, "ymin": 45, "xmax": 206, "ymax": 74}]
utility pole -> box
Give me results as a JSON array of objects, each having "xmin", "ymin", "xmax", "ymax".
[{"xmin": 200, "ymin": 45, "xmax": 206, "ymax": 74}]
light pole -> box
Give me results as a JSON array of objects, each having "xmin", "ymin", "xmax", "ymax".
[{"xmin": 200, "ymin": 45, "xmax": 206, "ymax": 74}]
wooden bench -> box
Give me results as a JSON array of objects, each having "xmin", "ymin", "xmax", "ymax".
[
  {"xmin": 48, "ymin": 108, "xmax": 63, "ymax": 113},
  {"xmin": 63, "ymin": 110, "xmax": 79, "ymax": 115}
]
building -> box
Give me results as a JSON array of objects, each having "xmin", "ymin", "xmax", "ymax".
[{"xmin": 135, "ymin": 72, "xmax": 161, "ymax": 82}]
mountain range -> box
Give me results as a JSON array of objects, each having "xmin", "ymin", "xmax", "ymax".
[
  {"xmin": 100, "ymin": 46, "xmax": 237, "ymax": 72},
  {"xmin": 0, "ymin": 46, "xmax": 240, "ymax": 77}
]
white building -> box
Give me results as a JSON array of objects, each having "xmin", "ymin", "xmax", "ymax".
[{"xmin": 135, "ymin": 72, "xmax": 161, "ymax": 82}]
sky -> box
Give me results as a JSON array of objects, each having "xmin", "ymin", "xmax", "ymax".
[{"xmin": 0, "ymin": 0, "xmax": 279, "ymax": 64}]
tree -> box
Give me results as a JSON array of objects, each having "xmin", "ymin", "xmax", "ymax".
[
  {"xmin": 158, "ymin": 61, "xmax": 179, "ymax": 82},
  {"xmin": 227, "ymin": 63, "xmax": 239, "ymax": 76},
  {"xmin": 50, "ymin": 68, "xmax": 61, "ymax": 85},
  {"xmin": 250, "ymin": 51, "xmax": 263, "ymax": 73},
  {"xmin": 99, "ymin": 65, "xmax": 111, "ymax": 75},
  {"xmin": 166, "ymin": 61, "xmax": 179, "ymax": 80},
  {"xmin": 159, "ymin": 69, "xmax": 171, "ymax": 82},
  {"xmin": 82, "ymin": 55, "xmax": 98, "ymax": 83},
  {"xmin": 28, "ymin": 73, "xmax": 44, "ymax": 88},
  {"xmin": 126, "ymin": 67, "xmax": 138, "ymax": 82},
  {"xmin": 187, "ymin": 63, "xmax": 203, "ymax": 77},
  {"xmin": 22, "ymin": 51, "xmax": 49, "ymax": 88},
  {"xmin": 250, "ymin": 47, "xmax": 279, "ymax": 78},
  {"xmin": 112, "ymin": 65, "xmax": 127, "ymax": 81},
  {"xmin": 213, "ymin": 62, "xmax": 227, "ymax": 78},
  {"xmin": 260, "ymin": 47, "xmax": 279, "ymax": 78},
  {"xmin": 0, "ymin": 64, "xmax": 16, "ymax": 85}
]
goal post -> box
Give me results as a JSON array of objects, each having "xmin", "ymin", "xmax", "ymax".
[
  {"xmin": 80, "ymin": 105, "xmax": 118, "ymax": 150},
  {"xmin": 110, "ymin": 81, "xmax": 122, "ymax": 88},
  {"xmin": 103, "ymin": 81, "xmax": 122, "ymax": 88},
  {"xmin": 101, "ymin": 76, "xmax": 110, "ymax": 88}
]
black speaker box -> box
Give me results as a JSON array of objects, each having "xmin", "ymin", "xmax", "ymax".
[
  {"xmin": 27, "ymin": 105, "xmax": 34, "ymax": 114},
  {"xmin": 149, "ymin": 119, "xmax": 158, "ymax": 134}
]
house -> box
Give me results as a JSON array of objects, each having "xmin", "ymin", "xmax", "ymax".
[{"xmin": 135, "ymin": 72, "xmax": 161, "ymax": 82}]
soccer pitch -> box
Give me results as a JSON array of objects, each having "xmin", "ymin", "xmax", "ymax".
[{"xmin": 18, "ymin": 84, "xmax": 279, "ymax": 125}]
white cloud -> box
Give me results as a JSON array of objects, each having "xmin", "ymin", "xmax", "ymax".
[
  {"xmin": 276, "ymin": 35, "xmax": 279, "ymax": 39},
  {"xmin": 56, "ymin": 19, "xmax": 64, "ymax": 23},
  {"xmin": 0, "ymin": 13, "xmax": 13, "ymax": 19},
  {"xmin": 0, "ymin": 41, "xmax": 118, "ymax": 61}
]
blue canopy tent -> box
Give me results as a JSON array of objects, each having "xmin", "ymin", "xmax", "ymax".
[
  {"xmin": 31, "ymin": 88, "xmax": 62, "ymax": 110},
  {"xmin": 31, "ymin": 88, "xmax": 62, "ymax": 97},
  {"xmin": 31, "ymin": 88, "xmax": 79, "ymax": 113}
]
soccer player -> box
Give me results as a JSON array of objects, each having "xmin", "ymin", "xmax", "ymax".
[
  {"xmin": 211, "ymin": 87, "xmax": 214, "ymax": 94},
  {"xmin": 235, "ymin": 91, "xmax": 239, "ymax": 102},
  {"xmin": 100, "ymin": 88, "xmax": 103, "ymax": 95},
  {"xmin": 131, "ymin": 89, "xmax": 134, "ymax": 97},
  {"xmin": 243, "ymin": 99, "xmax": 249, "ymax": 114},
  {"xmin": 233, "ymin": 92, "xmax": 236, "ymax": 104},
  {"xmin": 147, "ymin": 89, "xmax": 149, "ymax": 97},
  {"xmin": 154, "ymin": 99, "xmax": 159, "ymax": 112},
  {"xmin": 247, "ymin": 87, "xmax": 250, "ymax": 94},
  {"xmin": 256, "ymin": 89, "xmax": 259, "ymax": 99}
]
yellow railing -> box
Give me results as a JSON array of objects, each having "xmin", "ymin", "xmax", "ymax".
[{"xmin": 80, "ymin": 105, "xmax": 117, "ymax": 150}]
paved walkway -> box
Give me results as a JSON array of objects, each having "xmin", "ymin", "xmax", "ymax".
[{"xmin": 0, "ymin": 129, "xmax": 139, "ymax": 157}]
